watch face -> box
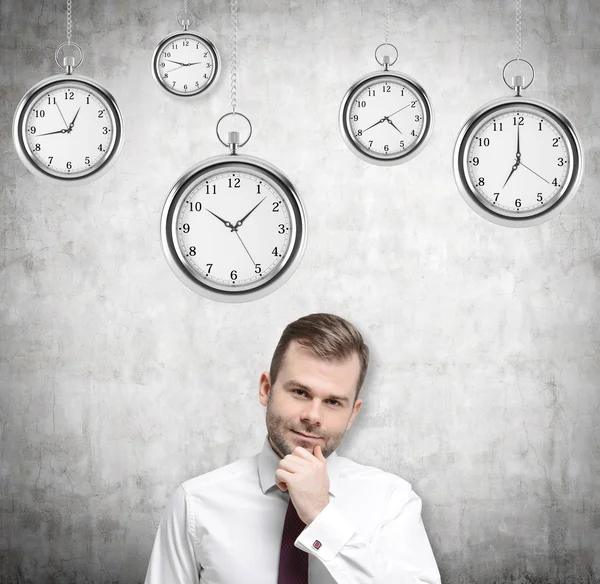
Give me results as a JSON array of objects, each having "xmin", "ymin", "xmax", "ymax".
[
  {"xmin": 13, "ymin": 76, "xmax": 123, "ymax": 183},
  {"xmin": 152, "ymin": 32, "xmax": 220, "ymax": 96},
  {"xmin": 161, "ymin": 156, "xmax": 307, "ymax": 302},
  {"xmin": 455, "ymin": 98, "xmax": 583, "ymax": 226},
  {"xmin": 340, "ymin": 71, "xmax": 433, "ymax": 165}
]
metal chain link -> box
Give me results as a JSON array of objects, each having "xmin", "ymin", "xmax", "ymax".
[
  {"xmin": 384, "ymin": 0, "xmax": 389, "ymax": 44},
  {"xmin": 231, "ymin": 0, "xmax": 238, "ymax": 115},
  {"xmin": 516, "ymin": 0, "xmax": 522, "ymax": 61},
  {"xmin": 66, "ymin": 0, "xmax": 72, "ymax": 45},
  {"xmin": 184, "ymin": 0, "xmax": 188, "ymax": 13}
]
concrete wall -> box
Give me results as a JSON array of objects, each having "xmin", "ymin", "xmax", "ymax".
[{"xmin": 1, "ymin": 0, "xmax": 599, "ymax": 582}]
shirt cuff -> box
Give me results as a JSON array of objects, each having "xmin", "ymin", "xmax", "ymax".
[{"xmin": 295, "ymin": 502, "xmax": 356, "ymax": 562}]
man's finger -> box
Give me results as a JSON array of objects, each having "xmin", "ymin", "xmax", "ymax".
[
  {"xmin": 292, "ymin": 446, "xmax": 318, "ymax": 460},
  {"xmin": 279, "ymin": 457, "xmax": 309, "ymax": 473},
  {"xmin": 275, "ymin": 468, "xmax": 294, "ymax": 489}
]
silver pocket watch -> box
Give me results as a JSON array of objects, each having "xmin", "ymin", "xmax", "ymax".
[{"xmin": 453, "ymin": 59, "xmax": 584, "ymax": 227}]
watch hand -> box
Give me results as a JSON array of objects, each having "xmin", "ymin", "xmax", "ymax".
[
  {"xmin": 234, "ymin": 197, "xmax": 266, "ymax": 230},
  {"xmin": 165, "ymin": 65, "xmax": 187, "ymax": 74},
  {"xmin": 165, "ymin": 59, "xmax": 188, "ymax": 66},
  {"xmin": 55, "ymin": 103, "xmax": 69, "ymax": 129},
  {"xmin": 501, "ymin": 162, "xmax": 519, "ymax": 189},
  {"xmin": 516, "ymin": 123, "xmax": 521, "ymax": 158},
  {"xmin": 361, "ymin": 117, "xmax": 386, "ymax": 133},
  {"xmin": 35, "ymin": 128, "xmax": 70, "ymax": 137},
  {"xmin": 520, "ymin": 162, "xmax": 550, "ymax": 184},
  {"xmin": 205, "ymin": 208, "xmax": 236, "ymax": 231},
  {"xmin": 234, "ymin": 231, "xmax": 257, "ymax": 267},
  {"xmin": 67, "ymin": 107, "xmax": 81, "ymax": 131},
  {"xmin": 385, "ymin": 117, "xmax": 403, "ymax": 134},
  {"xmin": 387, "ymin": 103, "xmax": 411, "ymax": 118}
]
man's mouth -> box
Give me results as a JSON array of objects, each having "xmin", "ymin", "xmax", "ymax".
[{"xmin": 292, "ymin": 430, "xmax": 322, "ymax": 440}]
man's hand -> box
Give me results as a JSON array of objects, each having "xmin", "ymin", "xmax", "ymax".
[{"xmin": 275, "ymin": 444, "xmax": 330, "ymax": 526}]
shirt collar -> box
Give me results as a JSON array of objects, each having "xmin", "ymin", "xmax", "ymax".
[{"xmin": 258, "ymin": 434, "xmax": 340, "ymax": 497}]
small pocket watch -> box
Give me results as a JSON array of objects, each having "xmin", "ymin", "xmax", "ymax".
[
  {"xmin": 12, "ymin": 43, "xmax": 124, "ymax": 185},
  {"xmin": 339, "ymin": 44, "xmax": 434, "ymax": 165},
  {"xmin": 453, "ymin": 59, "xmax": 584, "ymax": 227},
  {"xmin": 160, "ymin": 113, "xmax": 307, "ymax": 303},
  {"xmin": 151, "ymin": 9, "xmax": 220, "ymax": 98}
]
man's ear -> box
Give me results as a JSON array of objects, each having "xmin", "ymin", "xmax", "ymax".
[
  {"xmin": 258, "ymin": 371, "xmax": 271, "ymax": 407},
  {"xmin": 345, "ymin": 398, "xmax": 363, "ymax": 432}
]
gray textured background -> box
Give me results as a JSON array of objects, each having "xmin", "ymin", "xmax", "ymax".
[{"xmin": 1, "ymin": 0, "xmax": 599, "ymax": 582}]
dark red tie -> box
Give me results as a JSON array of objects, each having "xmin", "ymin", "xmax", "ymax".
[{"xmin": 277, "ymin": 498, "xmax": 309, "ymax": 583}]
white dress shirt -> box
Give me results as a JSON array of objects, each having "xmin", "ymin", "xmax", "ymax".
[{"xmin": 144, "ymin": 436, "xmax": 441, "ymax": 584}]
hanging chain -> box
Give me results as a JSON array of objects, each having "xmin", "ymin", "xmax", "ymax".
[
  {"xmin": 183, "ymin": 0, "xmax": 188, "ymax": 13},
  {"xmin": 66, "ymin": 0, "xmax": 72, "ymax": 45},
  {"xmin": 515, "ymin": 0, "xmax": 522, "ymax": 61},
  {"xmin": 384, "ymin": 0, "xmax": 389, "ymax": 44},
  {"xmin": 231, "ymin": 0, "xmax": 238, "ymax": 116}
]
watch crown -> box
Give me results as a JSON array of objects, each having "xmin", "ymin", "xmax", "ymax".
[
  {"xmin": 512, "ymin": 75, "xmax": 524, "ymax": 96},
  {"xmin": 63, "ymin": 55, "xmax": 75, "ymax": 74},
  {"xmin": 228, "ymin": 131, "xmax": 240, "ymax": 154}
]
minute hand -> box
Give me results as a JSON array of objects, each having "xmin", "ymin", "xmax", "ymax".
[{"xmin": 234, "ymin": 197, "xmax": 266, "ymax": 230}]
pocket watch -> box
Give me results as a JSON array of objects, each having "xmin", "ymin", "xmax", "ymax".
[
  {"xmin": 453, "ymin": 59, "xmax": 584, "ymax": 227},
  {"xmin": 12, "ymin": 43, "xmax": 124, "ymax": 185},
  {"xmin": 339, "ymin": 44, "xmax": 434, "ymax": 165},
  {"xmin": 160, "ymin": 113, "xmax": 307, "ymax": 303},
  {"xmin": 151, "ymin": 10, "xmax": 220, "ymax": 98}
]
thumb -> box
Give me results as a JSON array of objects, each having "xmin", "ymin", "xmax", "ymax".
[{"xmin": 314, "ymin": 444, "xmax": 326, "ymax": 461}]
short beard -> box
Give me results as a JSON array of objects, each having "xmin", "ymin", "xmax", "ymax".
[{"xmin": 265, "ymin": 394, "xmax": 343, "ymax": 459}]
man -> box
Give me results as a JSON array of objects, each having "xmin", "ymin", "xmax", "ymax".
[{"xmin": 144, "ymin": 313, "xmax": 441, "ymax": 583}]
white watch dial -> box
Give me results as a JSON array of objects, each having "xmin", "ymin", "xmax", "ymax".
[
  {"xmin": 464, "ymin": 105, "xmax": 573, "ymax": 216},
  {"xmin": 348, "ymin": 79, "xmax": 425, "ymax": 156},
  {"xmin": 340, "ymin": 71, "xmax": 433, "ymax": 165},
  {"xmin": 154, "ymin": 33, "xmax": 218, "ymax": 96},
  {"xmin": 173, "ymin": 169, "xmax": 294, "ymax": 289},
  {"xmin": 21, "ymin": 81, "xmax": 117, "ymax": 178}
]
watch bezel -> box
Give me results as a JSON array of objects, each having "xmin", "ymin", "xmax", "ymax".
[
  {"xmin": 160, "ymin": 154, "xmax": 307, "ymax": 303},
  {"xmin": 453, "ymin": 95, "xmax": 584, "ymax": 227},
  {"xmin": 151, "ymin": 30, "xmax": 221, "ymax": 98},
  {"xmin": 339, "ymin": 69, "xmax": 434, "ymax": 166},
  {"xmin": 12, "ymin": 74, "xmax": 124, "ymax": 185}
]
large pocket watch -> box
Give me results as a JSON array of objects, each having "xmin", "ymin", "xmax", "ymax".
[
  {"xmin": 160, "ymin": 113, "xmax": 307, "ymax": 303},
  {"xmin": 453, "ymin": 59, "xmax": 584, "ymax": 227},
  {"xmin": 339, "ymin": 43, "xmax": 434, "ymax": 165},
  {"xmin": 151, "ymin": 9, "xmax": 220, "ymax": 98},
  {"xmin": 12, "ymin": 43, "xmax": 124, "ymax": 185}
]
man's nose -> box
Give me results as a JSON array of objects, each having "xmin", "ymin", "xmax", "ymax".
[{"xmin": 300, "ymin": 401, "xmax": 322, "ymax": 425}]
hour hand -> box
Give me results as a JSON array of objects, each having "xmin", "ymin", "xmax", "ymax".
[
  {"xmin": 67, "ymin": 107, "xmax": 81, "ymax": 131},
  {"xmin": 385, "ymin": 117, "xmax": 402, "ymax": 134},
  {"xmin": 206, "ymin": 208, "xmax": 235, "ymax": 231},
  {"xmin": 165, "ymin": 59, "xmax": 188, "ymax": 67},
  {"xmin": 501, "ymin": 162, "xmax": 519, "ymax": 189}
]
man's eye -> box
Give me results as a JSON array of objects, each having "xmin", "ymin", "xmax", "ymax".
[
  {"xmin": 294, "ymin": 389, "xmax": 306, "ymax": 396},
  {"xmin": 329, "ymin": 401, "xmax": 340, "ymax": 406}
]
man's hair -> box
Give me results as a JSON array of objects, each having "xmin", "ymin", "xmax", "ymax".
[{"xmin": 269, "ymin": 313, "xmax": 370, "ymax": 403}]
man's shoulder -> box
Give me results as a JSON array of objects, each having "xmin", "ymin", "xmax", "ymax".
[
  {"xmin": 180, "ymin": 451, "xmax": 259, "ymax": 495},
  {"xmin": 335, "ymin": 453, "xmax": 413, "ymax": 494}
]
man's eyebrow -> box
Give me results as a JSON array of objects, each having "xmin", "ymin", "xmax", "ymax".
[{"xmin": 283, "ymin": 380, "xmax": 350, "ymax": 404}]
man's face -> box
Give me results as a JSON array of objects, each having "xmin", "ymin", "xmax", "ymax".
[{"xmin": 259, "ymin": 340, "xmax": 363, "ymax": 459}]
